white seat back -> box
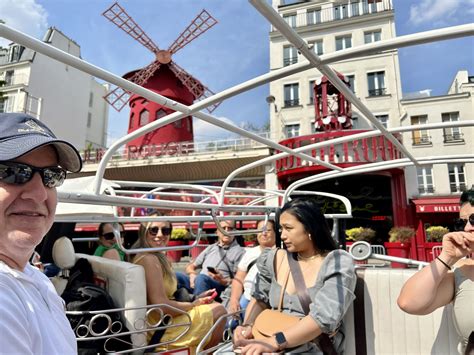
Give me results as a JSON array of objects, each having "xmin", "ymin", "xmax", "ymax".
[
  {"xmin": 50, "ymin": 236, "xmax": 76, "ymax": 294},
  {"xmin": 343, "ymin": 268, "xmax": 460, "ymax": 355},
  {"xmin": 75, "ymin": 253, "xmax": 147, "ymax": 349}
]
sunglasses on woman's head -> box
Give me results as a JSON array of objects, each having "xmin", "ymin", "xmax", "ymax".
[
  {"xmin": 148, "ymin": 226, "xmax": 172, "ymax": 236},
  {"xmin": 454, "ymin": 213, "xmax": 474, "ymax": 231},
  {"xmin": 102, "ymin": 231, "xmax": 125, "ymax": 241},
  {"xmin": 0, "ymin": 161, "xmax": 66, "ymax": 188}
]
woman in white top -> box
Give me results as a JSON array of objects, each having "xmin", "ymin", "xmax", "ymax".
[
  {"xmin": 228, "ymin": 220, "xmax": 276, "ymax": 315},
  {"xmin": 398, "ymin": 189, "xmax": 473, "ymax": 354}
]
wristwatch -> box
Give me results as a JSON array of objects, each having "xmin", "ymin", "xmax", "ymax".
[{"xmin": 273, "ymin": 332, "xmax": 288, "ymax": 351}]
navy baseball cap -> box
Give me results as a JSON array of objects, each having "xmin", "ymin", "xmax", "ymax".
[{"xmin": 0, "ymin": 113, "xmax": 82, "ymax": 172}]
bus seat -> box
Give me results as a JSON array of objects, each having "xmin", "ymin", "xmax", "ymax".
[
  {"xmin": 50, "ymin": 236, "xmax": 76, "ymax": 295},
  {"xmin": 344, "ymin": 268, "xmax": 459, "ymax": 355},
  {"xmin": 74, "ymin": 253, "xmax": 148, "ymax": 350}
]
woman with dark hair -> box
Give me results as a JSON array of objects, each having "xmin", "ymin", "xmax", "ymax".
[
  {"xmin": 398, "ymin": 189, "xmax": 473, "ymax": 354},
  {"xmin": 93, "ymin": 222, "xmax": 126, "ymax": 261},
  {"xmin": 233, "ymin": 198, "xmax": 357, "ymax": 354},
  {"xmin": 132, "ymin": 216, "xmax": 227, "ymax": 354}
]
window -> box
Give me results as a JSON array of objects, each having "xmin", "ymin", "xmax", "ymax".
[
  {"xmin": 351, "ymin": 115, "xmax": 359, "ymax": 129},
  {"xmin": 362, "ymin": 0, "xmax": 378, "ymax": 14},
  {"xmin": 334, "ymin": 4, "xmax": 348, "ymax": 20},
  {"xmin": 88, "ymin": 92, "xmax": 94, "ymax": 107},
  {"xmin": 335, "ymin": 35, "xmax": 352, "ymax": 51},
  {"xmin": 448, "ymin": 164, "xmax": 466, "ymax": 193},
  {"xmin": 345, "ymin": 74, "xmax": 355, "ymax": 93},
  {"xmin": 411, "ymin": 115, "xmax": 430, "ymax": 145},
  {"xmin": 307, "ymin": 9, "xmax": 321, "ymax": 25},
  {"xmin": 442, "ymin": 112, "xmax": 463, "ymax": 142},
  {"xmin": 129, "ymin": 112, "xmax": 134, "ymax": 129},
  {"xmin": 364, "ymin": 30, "xmax": 381, "ymax": 44},
  {"xmin": 283, "ymin": 45, "xmax": 298, "ymax": 66},
  {"xmin": 9, "ymin": 45, "xmax": 24, "ymax": 62},
  {"xmin": 283, "ymin": 14, "xmax": 296, "ymax": 28},
  {"xmin": 309, "ymin": 80, "xmax": 315, "ymax": 104},
  {"xmin": 367, "ymin": 71, "xmax": 386, "ymax": 96},
  {"xmin": 0, "ymin": 98, "xmax": 5, "ymax": 113},
  {"xmin": 350, "ymin": 1, "xmax": 360, "ymax": 16},
  {"xmin": 375, "ymin": 114, "xmax": 388, "ymax": 129},
  {"xmin": 87, "ymin": 113, "xmax": 92, "ymax": 128},
  {"xmin": 156, "ymin": 108, "xmax": 167, "ymax": 120},
  {"xmin": 285, "ymin": 124, "xmax": 300, "ymax": 138},
  {"xmin": 5, "ymin": 70, "xmax": 14, "ymax": 86},
  {"xmin": 417, "ymin": 167, "xmax": 434, "ymax": 194},
  {"xmin": 284, "ymin": 83, "xmax": 299, "ymax": 107},
  {"xmin": 139, "ymin": 109, "xmax": 149, "ymax": 126},
  {"xmin": 310, "ymin": 40, "xmax": 323, "ymax": 55}
]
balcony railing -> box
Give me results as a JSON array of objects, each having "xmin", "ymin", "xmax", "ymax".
[
  {"xmin": 275, "ymin": 0, "xmax": 392, "ymax": 31},
  {"xmin": 368, "ymin": 88, "xmax": 387, "ymax": 97},
  {"xmin": 284, "ymin": 99, "xmax": 300, "ymax": 107},
  {"xmin": 412, "ymin": 135, "xmax": 431, "ymax": 146},
  {"xmin": 0, "ymin": 73, "xmax": 29, "ymax": 87},
  {"xmin": 81, "ymin": 132, "xmax": 271, "ymax": 164},
  {"xmin": 283, "ymin": 57, "xmax": 298, "ymax": 66},
  {"xmin": 275, "ymin": 130, "xmax": 403, "ymax": 175},
  {"xmin": 443, "ymin": 132, "xmax": 464, "ymax": 143},
  {"xmin": 418, "ymin": 186, "xmax": 435, "ymax": 194}
]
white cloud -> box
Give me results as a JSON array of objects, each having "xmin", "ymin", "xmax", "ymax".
[
  {"xmin": 409, "ymin": 0, "xmax": 474, "ymax": 26},
  {"xmin": 0, "ymin": 0, "xmax": 48, "ymax": 47},
  {"xmin": 193, "ymin": 116, "xmax": 238, "ymax": 143}
]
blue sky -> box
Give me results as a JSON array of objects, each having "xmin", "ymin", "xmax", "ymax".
[{"xmin": 0, "ymin": 0, "xmax": 473, "ymax": 145}]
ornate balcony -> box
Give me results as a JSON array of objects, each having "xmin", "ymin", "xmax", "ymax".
[{"xmin": 275, "ymin": 130, "xmax": 403, "ymax": 179}]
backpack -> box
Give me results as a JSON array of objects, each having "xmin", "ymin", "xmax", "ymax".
[{"xmin": 62, "ymin": 259, "xmax": 132, "ymax": 354}]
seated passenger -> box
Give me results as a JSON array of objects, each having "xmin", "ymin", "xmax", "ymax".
[
  {"xmin": 181, "ymin": 220, "xmax": 245, "ymax": 298},
  {"xmin": 398, "ymin": 189, "xmax": 473, "ymax": 354},
  {"xmin": 233, "ymin": 198, "xmax": 357, "ymax": 354},
  {"xmin": 228, "ymin": 220, "xmax": 276, "ymax": 316},
  {"xmin": 93, "ymin": 222, "xmax": 126, "ymax": 261},
  {"xmin": 132, "ymin": 218, "xmax": 227, "ymax": 353}
]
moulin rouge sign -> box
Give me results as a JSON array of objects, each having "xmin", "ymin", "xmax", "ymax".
[{"xmin": 82, "ymin": 142, "xmax": 194, "ymax": 163}]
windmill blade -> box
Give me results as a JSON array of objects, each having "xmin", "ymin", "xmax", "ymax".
[
  {"xmin": 103, "ymin": 60, "xmax": 162, "ymax": 112},
  {"xmin": 103, "ymin": 2, "xmax": 160, "ymax": 54},
  {"xmin": 168, "ymin": 9, "xmax": 218, "ymax": 55},
  {"xmin": 169, "ymin": 62, "xmax": 220, "ymax": 113},
  {"xmin": 103, "ymin": 86, "xmax": 131, "ymax": 112}
]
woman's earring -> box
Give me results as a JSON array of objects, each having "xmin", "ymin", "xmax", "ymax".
[{"xmin": 308, "ymin": 233, "xmax": 312, "ymax": 240}]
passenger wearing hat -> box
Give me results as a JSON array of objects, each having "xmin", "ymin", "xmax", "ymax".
[{"xmin": 0, "ymin": 113, "xmax": 80, "ymax": 354}]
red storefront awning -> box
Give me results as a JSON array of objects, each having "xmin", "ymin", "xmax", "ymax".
[{"xmin": 412, "ymin": 197, "xmax": 460, "ymax": 213}]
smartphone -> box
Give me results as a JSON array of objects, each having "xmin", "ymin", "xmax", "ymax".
[
  {"xmin": 207, "ymin": 266, "xmax": 217, "ymax": 274},
  {"xmin": 209, "ymin": 290, "xmax": 218, "ymax": 300}
]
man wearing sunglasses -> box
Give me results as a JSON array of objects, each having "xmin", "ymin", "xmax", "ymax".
[
  {"xmin": 0, "ymin": 113, "xmax": 81, "ymax": 354},
  {"xmin": 398, "ymin": 188, "xmax": 473, "ymax": 354},
  {"xmin": 183, "ymin": 220, "xmax": 245, "ymax": 299}
]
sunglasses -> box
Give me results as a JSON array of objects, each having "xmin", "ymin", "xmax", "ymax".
[
  {"xmin": 454, "ymin": 213, "xmax": 474, "ymax": 231},
  {"xmin": 0, "ymin": 161, "xmax": 66, "ymax": 188},
  {"xmin": 148, "ymin": 226, "xmax": 172, "ymax": 236},
  {"xmin": 102, "ymin": 231, "xmax": 125, "ymax": 241}
]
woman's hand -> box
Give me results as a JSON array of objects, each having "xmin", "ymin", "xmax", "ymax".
[
  {"xmin": 234, "ymin": 338, "xmax": 279, "ymax": 354},
  {"xmin": 233, "ymin": 325, "xmax": 253, "ymax": 343},
  {"xmin": 209, "ymin": 270, "xmax": 230, "ymax": 286},
  {"xmin": 440, "ymin": 232, "xmax": 474, "ymax": 264}
]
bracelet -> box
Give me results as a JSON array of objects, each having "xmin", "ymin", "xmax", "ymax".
[{"xmin": 436, "ymin": 256, "xmax": 452, "ymax": 270}]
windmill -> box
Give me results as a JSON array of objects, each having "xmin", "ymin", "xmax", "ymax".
[{"xmin": 102, "ymin": 2, "xmax": 219, "ymax": 149}]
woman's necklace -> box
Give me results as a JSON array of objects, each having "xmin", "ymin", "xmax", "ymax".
[{"xmin": 297, "ymin": 253, "xmax": 320, "ymax": 261}]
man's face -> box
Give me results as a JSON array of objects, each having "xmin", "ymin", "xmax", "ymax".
[
  {"xmin": 0, "ymin": 146, "xmax": 58, "ymax": 268},
  {"xmin": 217, "ymin": 220, "xmax": 235, "ymax": 246}
]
